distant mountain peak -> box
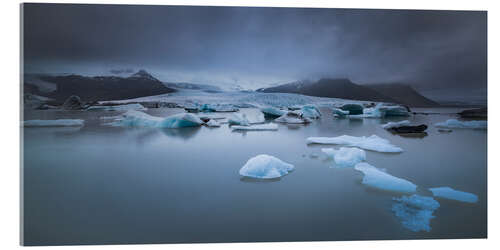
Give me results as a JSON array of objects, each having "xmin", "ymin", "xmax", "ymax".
[{"xmin": 129, "ymin": 69, "xmax": 160, "ymax": 82}]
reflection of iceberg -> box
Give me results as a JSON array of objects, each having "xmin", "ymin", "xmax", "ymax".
[
  {"xmin": 86, "ymin": 103, "xmax": 147, "ymax": 111},
  {"xmin": 429, "ymin": 187, "xmax": 478, "ymax": 203},
  {"xmin": 239, "ymin": 154, "xmax": 294, "ymax": 179},
  {"xmin": 435, "ymin": 119, "xmax": 487, "ymax": 130},
  {"xmin": 160, "ymin": 127, "xmax": 201, "ymax": 140},
  {"xmin": 111, "ymin": 110, "xmax": 203, "ymax": 128},
  {"xmin": 392, "ymin": 194, "xmax": 440, "ymax": 232},
  {"xmin": 381, "ymin": 120, "xmax": 410, "ymax": 129},
  {"xmin": 321, "ymin": 147, "xmax": 366, "ymax": 167},
  {"xmin": 354, "ymin": 163, "xmax": 417, "ymax": 193},
  {"xmin": 231, "ymin": 123, "xmax": 278, "ymax": 131},
  {"xmin": 23, "ymin": 119, "xmax": 84, "ymax": 127},
  {"xmin": 307, "ymin": 135, "xmax": 403, "ymax": 153}
]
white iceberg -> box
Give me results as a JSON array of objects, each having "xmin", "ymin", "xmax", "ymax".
[
  {"xmin": 300, "ymin": 105, "xmax": 321, "ymax": 119},
  {"xmin": 275, "ymin": 112, "xmax": 311, "ymax": 124},
  {"xmin": 86, "ymin": 103, "xmax": 147, "ymax": 111},
  {"xmin": 205, "ymin": 119, "xmax": 221, "ymax": 127},
  {"xmin": 428, "ymin": 187, "xmax": 478, "ymax": 203},
  {"xmin": 261, "ymin": 107, "xmax": 287, "ymax": 118},
  {"xmin": 307, "ymin": 135, "xmax": 403, "ymax": 153},
  {"xmin": 354, "ymin": 163, "xmax": 417, "ymax": 193},
  {"xmin": 381, "ymin": 120, "xmax": 411, "ymax": 129},
  {"xmin": 248, "ymin": 111, "xmax": 265, "ymax": 124},
  {"xmin": 198, "ymin": 103, "xmax": 239, "ymax": 112},
  {"xmin": 321, "ymin": 147, "xmax": 366, "ymax": 168},
  {"xmin": 111, "ymin": 110, "xmax": 203, "ymax": 128},
  {"xmin": 198, "ymin": 113, "xmax": 226, "ymax": 120},
  {"xmin": 23, "ymin": 119, "xmax": 85, "ymax": 127},
  {"xmin": 231, "ymin": 123, "xmax": 278, "ymax": 131},
  {"xmin": 332, "ymin": 108, "xmax": 349, "ymax": 117},
  {"xmin": 392, "ymin": 194, "xmax": 440, "ymax": 232},
  {"xmin": 239, "ymin": 154, "xmax": 295, "ymax": 179},
  {"xmin": 349, "ymin": 104, "xmax": 409, "ymax": 118},
  {"xmin": 435, "ymin": 119, "xmax": 487, "ymax": 130},
  {"xmin": 228, "ymin": 113, "xmax": 250, "ymax": 126}
]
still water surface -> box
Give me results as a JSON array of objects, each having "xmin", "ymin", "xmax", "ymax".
[{"xmin": 22, "ymin": 107, "xmax": 487, "ymax": 245}]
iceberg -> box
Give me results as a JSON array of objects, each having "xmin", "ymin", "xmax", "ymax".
[
  {"xmin": 307, "ymin": 135, "xmax": 403, "ymax": 153},
  {"xmin": 349, "ymin": 104, "xmax": 409, "ymax": 118},
  {"xmin": 198, "ymin": 103, "xmax": 239, "ymax": 112},
  {"xmin": 23, "ymin": 119, "xmax": 85, "ymax": 127},
  {"xmin": 392, "ymin": 195, "xmax": 440, "ymax": 232},
  {"xmin": 300, "ymin": 105, "xmax": 321, "ymax": 119},
  {"xmin": 332, "ymin": 108, "xmax": 349, "ymax": 117},
  {"xmin": 205, "ymin": 119, "xmax": 221, "ymax": 127},
  {"xmin": 384, "ymin": 105, "xmax": 410, "ymax": 116},
  {"xmin": 228, "ymin": 113, "xmax": 250, "ymax": 126},
  {"xmin": 239, "ymin": 154, "xmax": 295, "ymax": 179},
  {"xmin": 321, "ymin": 147, "xmax": 366, "ymax": 168},
  {"xmin": 248, "ymin": 111, "xmax": 265, "ymax": 124},
  {"xmin": 428, "ymin": 187, "xmax": 478, "ymax": 203},
  {"xmin": 86, "ymin": 103, "xmax": 147, "ymax": 111},
  {"xmin": 111, "ymin": 110, "xmax": 203, "ymax": 128},
  {"xmin": 275, "ymin": 112, "xmax": 311, "ymax": 124},
  {"xmin": 435, "ymin": 119, "xmax": 487, "ymax": 130},
  {"xmin": 354, "ymin": 163, "xmax": 417, "ymax": 193},
  {"xmin": 382, "ymin": 120, "xmax": 411, "ymax": 129},
  {"xmin": 340, "ymin": 104, "xmax": 364, "ymax": 115},
  {"xmin": 261, "ymin": 107, "xmax": 287, "ymax": 118},
  {"xmin": 231, "ymin": 123, "xmax": 278, "ymax": 131}
]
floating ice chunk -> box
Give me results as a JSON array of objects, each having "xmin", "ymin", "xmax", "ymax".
[
  {"xmin": 349, "ymin": 104, "xmax": 409, "ymax": 118},
  {"xmin": 340, "ymin": 104, "xmax": 364, "ymax": 115},
  {"xmin": 300, "ymin": 105, "xmax": 321, "ymax": 119},
  {"xmin": 354, "ymin": 163, "xmax": 417, "ymax": 193},
  {"xmin": 261, "ymin": 107, "xmax": 287, "ymax": 118},
  {"xmin": 205, "ymin": 119, "xmax": 221, "ymax": 127},
  {"xmin": 382, "ymin": 120, "xmax": 411, "ymax": 129},
  {"xmin": 360, "ymin": 103, "xmax": 386, "ymax": 118},
  {"xmin": 307, "ymin": 135, "xmax": 403, "ymax": 153},
  {"xmin": 86, "ymin": 103, "xmax": 147, "ymax": 111},
  {"xmin": 384, "ymin": 105, "xmax": 410, "ymax": 116},
  {"xmin": 435, "ymin": 119, "xmax": 487, "ymax": 130},
  {"xmin": 198, "ymin": 103, "xmax": 239, "ymax": 112},
  {"xmin": 23, "ymin": 119, "xmax": 84, "ymax": 127},
  {"xmin": 321, "ymin": 147, "xmax": 366, "ymax": 167},
  {"xmin": 111, "ymin": 110, "xmax": 203, "ymax": 128},
  {"xmin": 228, "ymin": 113, "xmax": 250, "ymax": 126},
  {"xmin": 392, "ymin": 194, "xmax": 440, "ymax": 232},
  {"xmin": 248, "ymin": 111, "xmax": 265, "ymax": 124},
  {"xmin": 239, "ymin": 154, "xmax": 295, "ymax": 179},
  {"xmin": 428, "ymin": 187, "xmax": 478, "ymax": 203},
  {"xmin": 198, "ymin": 113, "xmax": 226, "ymax": 120},
  {"xmin": 275, "ymin": 112, "xmax": 311, "ymax": 124},
  {"xmin": 332, "ymin": 108, "xmax": 349, "ymax": 117},
  {"xmin": 231, "ymin": 123, "xmax": 278, "ymax": 131}
]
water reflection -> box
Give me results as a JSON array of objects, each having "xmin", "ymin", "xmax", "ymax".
[
  {"xmin": 160, "ymin": 127, "xmax": 201, "ymax": 140},
  {"xmin": 240, "ymin": 176, "xmax": 282, "ymax": 183}
]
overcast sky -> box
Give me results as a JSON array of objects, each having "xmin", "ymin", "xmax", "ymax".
[{"xmin": 23, "ymin": 4, "xmax": 487, "ymax": 100}]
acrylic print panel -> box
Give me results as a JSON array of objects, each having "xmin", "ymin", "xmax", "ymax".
[{"xmin": 21, "ymin": 3, "xmax": 487, "ymax": 246}]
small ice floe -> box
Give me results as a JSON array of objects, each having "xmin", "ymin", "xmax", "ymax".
[
  {"xmin": 261, "ymin": 107, "xmax": 287, "ymax": 118},
  {"xmin": 228, "ymin": 113, "xmax": 250, "ymax": 126},
  {"xmin": 300, "ymin": 105, "xmax": 321, "ymax": 119},
  {"xmin": 435, "ymin": 119, "xmax": 487, "ymax": 130},
  {"xmin": 231, "ymin": 123, "xmax": 278, "ymax": 131},
  {"xmin": 321, "ymin": 147, "xmax": 366, "ymax": 168},
  {"xmin": 392, "ymin": 194, "xmax": 440, "ymax": 232},
  {"xmin": 239, "ymin": 154, "xmax": 295, "ymax": 179},
  {"xmin": 111, "ymin": 110, "xmax": 203, "ymax": 128},
  {"xmin": 86, "ymin": 103, "xmax": 147, "ymax": 111},
  {"xmin": 275, "ymin": 112, "xmax": 312, "ymax": 124},
  {"xmin": 332, "ymin": 108, "xmax": 349, "ymax": 118},
  {"xmin": 23, "ymin": 119, "xmax": 85, "ymax": 127},
  {"xmin": 428, "ymin": 187, "xmax": 478, "ymax": 203},
  {"xmin": 307, "ymin": 135, "xmax": 403, "ymax": 153},
  {"xmin": 354, "ymin": 163, "xmax": 417, "ymax": 193},
  {"xmin": 381, "ymin": 120, "xmax": 411, "ymax": 129},
  {"xmin": 205, "ymin": 119, "xmax": 221, "ymax": 127},
  {"xmin": 198, "ymin": 113, "xmax": 226, "ymax": 121}
]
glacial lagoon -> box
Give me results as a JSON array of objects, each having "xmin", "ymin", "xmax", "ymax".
[{"xmin": 22, "ymin": 107, "xmax": 486, "ymax": 245}]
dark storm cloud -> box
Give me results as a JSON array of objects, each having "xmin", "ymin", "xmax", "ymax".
[{"xmin": 22, "ymin": 3, "xmax": 486, "ymax": 97}]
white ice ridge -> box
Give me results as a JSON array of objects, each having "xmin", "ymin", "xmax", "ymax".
[
  {"xmin": 428, "ymin": 187, "xmax": 478, "ymax": 203},
  {"xmin": 239, "ymin": 154, "xmax": 295, "ymax": 179},
  {"xmin": 228, "ymin": 113, "xmax": 250, "ymax": 126},
  {"xmin": 231, "ymin": 123, "xmax": 278, "ymax": 131},
  {"xmin": 321, "ymin": 147, "xmax": 366, "ymax": 167},
  {"xmin": 23, "ymin": 119, "xmax": 85, "ymax": 127},
  {"xmin": 86, "ymin": 103, "xmax": 147, "ymax": 111},
  {"xmin": 435, "ymin": 119, "xmax": 487, "ymax": 130},
  {"xmin": 307, "ymin": 135, "xmax": 403, "ymax": 153},
  {"xmin": 111, "ymin": 110, "xmax": 203, "ymax": 128},
  {"xmin": 205, "ymin": 119, "xmax": 221, "ymax": 127},
  {"xmin": 381, "ymin": 120, "xmax": 411, "ymax": 129},
  {"xmin": 354, "ymin": 163, "xmax": 417, "ymax": 193},
  {"xmin": 392, "ymin": 194, "xmax": 440, "ymax": 232}
]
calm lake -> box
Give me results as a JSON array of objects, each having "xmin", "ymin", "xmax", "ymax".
[{"xmin": 22, "ymin": 107, "xmax": 487, "ymax": 245}]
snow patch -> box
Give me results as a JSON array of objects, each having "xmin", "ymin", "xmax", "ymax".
[
  {"xmin": 239, "ymin": 154, "xmax": 295, "ymax": 179},
  {"xmin": 307, "ymin": 135, "xmax": 403, "ymax": 153}
]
